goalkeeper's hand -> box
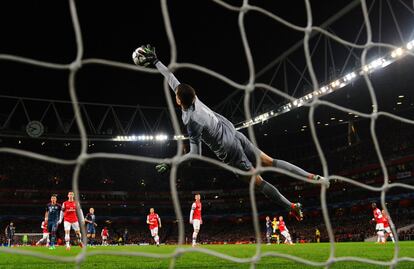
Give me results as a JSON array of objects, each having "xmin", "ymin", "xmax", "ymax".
[
  {"xmin": 132, "ymin": 44, "xmax": 159, "ymax": 67},
  {"xmin": 155, "ymin": 163, "xmax": 170, "ymax": 174}
]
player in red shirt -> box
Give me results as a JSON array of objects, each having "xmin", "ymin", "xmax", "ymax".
[
  {"xmin": 278, "ymin": 216, "xmax": 293, "ymax": 245},
  {"xmin": 59, "ymin": 191, "xmax": 84, "ymax": 250},
  {"xmin": 381, "ymin": 210, "xmax": 395, "ymax": 243},
  {"xmin": 371, "ymin": 202, "xmax": 385, "ymax": 243},
  {"xmin": 35, "ymin": 220, "xmax": 50, "ymax": 247},
  {"xmin": 147, "ymin": 208, "xmax": 162, "ymax": 246},
  {"xmin": 189, "ymin": 193, "xmax": 202, "ymax": 247},
  {"xmin": 101, "ymin": 227, "xmax": 109, "ymax": 246}
]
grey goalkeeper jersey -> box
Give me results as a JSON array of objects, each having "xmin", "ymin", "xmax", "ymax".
[{"xmin": 156, "ymin": 61, "xmax": 237, "ymax": 161}]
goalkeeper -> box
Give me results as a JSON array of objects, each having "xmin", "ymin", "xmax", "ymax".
[{"xmin": 133, "ymin": 45, "xmax": 328, "ymax": 221}]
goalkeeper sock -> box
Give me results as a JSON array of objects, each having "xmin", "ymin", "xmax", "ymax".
[
  {"xmin": 272, "ymin": 159, "xmax": 312, "ymax": 178},
  {"xmin": 257, "ymin": 180, "xmax": 291, "ymax": 210}
]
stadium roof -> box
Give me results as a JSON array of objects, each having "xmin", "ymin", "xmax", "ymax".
[{"xmin": 0, "ymin": 0, "xmax": 413, "ymax": 138}]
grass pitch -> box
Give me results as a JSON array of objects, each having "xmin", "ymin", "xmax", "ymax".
[{"xmin": 0, "ymin": 242, "xmax": 413, "ymax": 269}]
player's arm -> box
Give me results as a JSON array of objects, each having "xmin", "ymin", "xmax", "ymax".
[
  {"xmin": 57, "ymin": 203, "xmax": 63, "ymax": 224},
  {"xmin": 155, "ymin": 61, "xmax": 180, "ymax": 93},
  {"xmin": 158, "ymin": 215, "xmax": 162, "ymax": 228},
  {"xmin": 85, "ymin": 214, "xmax": 91, "ymax": 224},
  {"xmin": 78, "ymin": 204, "xmax": 85, "ymax": 223},
  {"xmin": 189, "ymin": 203, "xmax": 195, "ymax": 224},
  {"xmin": 58, "ymin": 211, "xmax": 63, "ymax": 224},
  {"xmin": 146, "ymin": 215, "xmax": 151, "ymax": 225},
  {"xmin": 44, "ymin": 210, "xmax": 49, "ymax": 222},
  {"xmin": 155, "ymin": 121, "xmax": 202, "ymax": 174}
]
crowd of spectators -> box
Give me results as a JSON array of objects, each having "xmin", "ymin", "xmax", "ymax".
[{"xmin": 1, "ymin": 112, "xmax": 414, "ymax": 246}]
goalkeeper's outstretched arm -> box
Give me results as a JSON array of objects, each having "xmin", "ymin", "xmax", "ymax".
[
  {"xmin": 155, "ymin": 61, "xmax": 180, "ymax": 93},
  {"xmin": 132, "ymin": 44, "xmax": 180, "ymax": 92}
]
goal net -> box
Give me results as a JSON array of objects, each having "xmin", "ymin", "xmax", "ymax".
[{"xmin": 1, "ymin": 0, "xmax": 414, "ymax": 268}]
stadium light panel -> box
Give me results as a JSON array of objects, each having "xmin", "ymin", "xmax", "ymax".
[
  {"xmin": 391, "ymin": 48, "xmax": 404, "ymax": 58},
  {"xmin": 407, "ymin": 40, "xmax": 414, "ymax": 50}
]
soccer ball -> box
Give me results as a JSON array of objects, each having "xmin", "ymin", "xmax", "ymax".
[
  {"xmin": 132, "ymin": 49, "xmax": 143, "ymax": 66},
  {"xmin": 132, "ymin": 47, "xmax": 150, "ymax": 66}
]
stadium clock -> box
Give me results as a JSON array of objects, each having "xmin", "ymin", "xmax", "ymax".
[{"xmin": 26, "ymin": 121, "xmax": 44, "ymax": 138}]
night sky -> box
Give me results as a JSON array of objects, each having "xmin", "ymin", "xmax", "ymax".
[{"xmin": 0, "ymin": 0, "xmax": 353, "ymax": 104}]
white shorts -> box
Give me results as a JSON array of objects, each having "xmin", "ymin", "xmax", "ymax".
[
  {"xmin": 281, "ymin": 230, "xmax": 290, "ymax": 239},
  {"xmin": 102, "ymin": 236, "xmax": 107, "ymax": 240},
  {"xmin": 42, "ymin": 233, "xmax": 49, "ymax": 238},
  {"xmin": 150, "ymin": 227, "xmax": 159, "ymax": 237},
  {"xmin": 64, "ymin": 221, "xmax": 80, "ymax": 231},
  {"xmin": 375, "ymin": 223, "xmax": 384, "ymax": 231},
  {"xmin": 193, "ymin": 219, "xmax": 201, "ymax": 230},
  {"xmin": 384, "ymin": 227, "xmax": 392, "ymax": 234}
]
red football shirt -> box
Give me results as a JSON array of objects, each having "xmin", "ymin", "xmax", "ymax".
[
  {"xmin": 373, "ymin": 208, "xmax": 383, "ymax": 224},
  {"xmin": 41, "ymin": 221, "xmax": 48, "ymax": 233},
  {"xmin": 101, "ymin": 228, "xmax": 108, "ymax": 237},
  {"xmin": 382, "ymin": 216, "xmax": 390, "ymax": 228},
  {"xmin": 62, "ymin": 201, "xmax": 78, "ymax": 223},
  {"xmin": 279, "ymin": 220, "xmax": 286, "ymax": 232},
  {"xmin": 192, "ymin": 201, "xmax": 202, "ymax": 220},
  {"xmin": 147, "ymin": 213, "xmax": 160, "ymax": 230}
]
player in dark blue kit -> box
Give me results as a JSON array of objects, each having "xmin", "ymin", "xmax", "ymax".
[
  {"xmin": 85, "ymin": 208, "xmax": 97, "ymax": 247},
  {"xmin": 5, "ymin": 222, "xmax": 15, "ymax": 247},
  {"xmin": 45, "ymin": 194, "xmax": 62, "ymax": 250},
  {"xmin": 265, "ymin": 216, "xmax": 273, "ymax": 245}
]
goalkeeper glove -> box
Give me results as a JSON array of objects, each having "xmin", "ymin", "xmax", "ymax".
[
  {"xmin": 155, "ymin": 163, "xmax": 170, "ymax": 174},
  {"xmin": 132, "ymin": 44, "xmax": 159, "ymax": 67}
]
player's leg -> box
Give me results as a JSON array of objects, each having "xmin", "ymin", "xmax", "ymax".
[
  {"xmin": 48, "ymin": 222, "xmax": 57, "ymax": 249},
  {"xmin": 235, "ymin": 131, "xmax": 323, "ymax": 182},
  {"xmin": 36, "ymin": 234, "xmax": 45, "ymax": 245},
  {"xmin": 91, "ymin": 233, "xmax": 96, "ymax": 247},
  {"xmin": 72, "ymin": 222, "xmax": 83, "ymax": 247},
  {"xmin": 275, "ymin": 229, "xmax": 280, "ymax": 244},
  {"xmin": 64, "ymin": 221, "xmax": 71, "ymax": 249},
  {"xmin": 235, "ymin": 133, "xmax": 303, "ymax": 220},
  {"xmin": 285, "ymin": 232, "xmax": 293, "ymax": 245},
  {"xmin": 252, "ymin": 174, "xmax": 303, "ymax": 221},
  {"xmin": 192, "ymin": 220, "xmax": 200, "ymax": 247},
  {"xmin": 46, "ymin": 233, "xmax": 50, "ymax": 247},
  {"xmin": 260, "ymin": 152, "xmax": 329, "ymax": 187},
  {"xmin": 281, "ymin": 231, "xmax": 287, "ymax": 244},
  {"xmin": 150, "ymin": 228, "xmax": 157, "ymax": 245},
  {"xmin": 266, "ymin": 231, "xmax": 271, "ymax": 245},
  {"xmin": 36, "ymin": 233, "xmax": 48, "ymax": 246},
  {"xmin": 375, "ymin": 224, "xmax": 385, "ymax": 243},
  {"xmin": 86, "ymin": 232, "xmax": 91, "ymax": 246},
  {"xmin": 385, "ymin": 227, "xmax": 395, "ymax": 243},
  {"xmin": 153, "ymin": 228, "xmax": 160, "ymax": 246},
  {"xmin": 281, "ymin": 231, "xmax": 292, "ymax": 244}
]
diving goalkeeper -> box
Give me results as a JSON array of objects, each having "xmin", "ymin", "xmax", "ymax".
[{"xmin": 133, "ymin": 44, "xmax": 328, "ymax": 221}]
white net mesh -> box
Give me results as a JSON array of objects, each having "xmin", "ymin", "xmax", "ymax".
[{"xmin": 1, "ymin": 0, "xmax": 414, "ymax": 268}]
